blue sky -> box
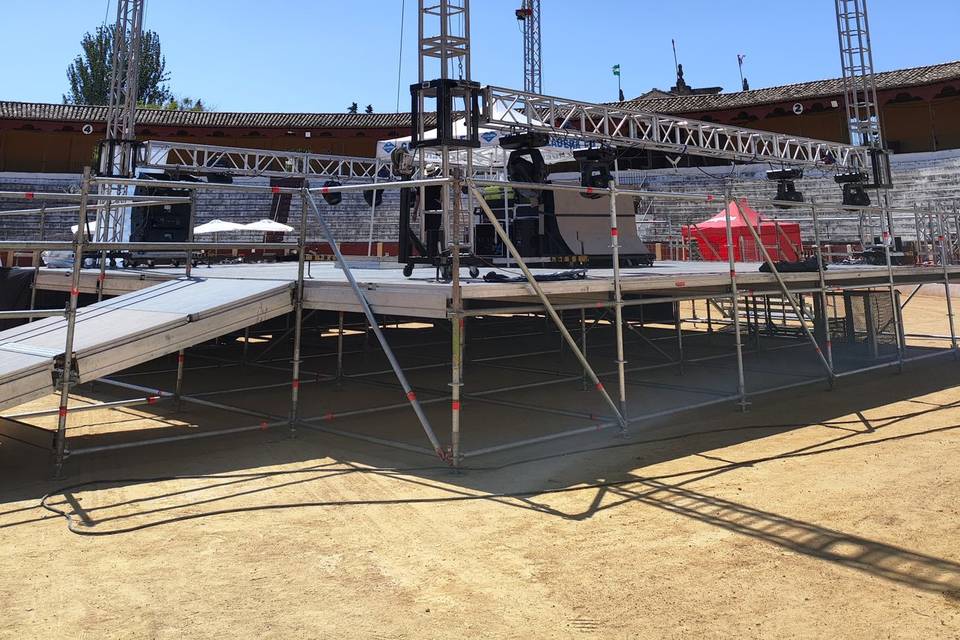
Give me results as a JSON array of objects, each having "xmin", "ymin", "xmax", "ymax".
[{"xmin": 1, "ymin": 0, "xmax": 957, "ymax": 113}]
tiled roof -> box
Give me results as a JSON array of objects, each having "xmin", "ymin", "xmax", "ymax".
[
  {"xmin": 2, "ymin": 61, "xmax": 956, "ymax": 128},
  {"xmin": 0, "ymin": 101, "xmax": 423, "ymax": 129},
  {"xmin": 616, "ymin": 60, "xmax": 960, "ymax": 114}
]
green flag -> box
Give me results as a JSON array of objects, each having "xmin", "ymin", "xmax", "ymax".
[{"xmin": 612, "ymin": 64, "xmax": 621, "ymax": 77}]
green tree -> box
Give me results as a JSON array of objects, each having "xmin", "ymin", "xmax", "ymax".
[
  {"xmin": 162, "ymin": 96, "xmax": 207, "ymax": 111},
  {"xmin": 63, "ymin": 25, "xmax": 172, "ymax": 105}
]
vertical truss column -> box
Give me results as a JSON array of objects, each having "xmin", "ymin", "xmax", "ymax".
[
  {"xmin": 96, "ymin": 0, "xmax": 146, "ymax": 246},
  {"xmin": 517, "ymin": 0, "xmax": 542, "ymax": 94},
  {"xmin": 835, "ymin": 0, "xmax": 891, "ymax": 187},
  {"xmin": 419, "ymin": 0, "xmax": 471, "ymax": 82},
  {"xmin": 836, "ymin": 0, "xmax": 883, "ymax": 147},
  {"xmin": 418, "ymin": 0, "xmax": 476, "ymax": 463}
]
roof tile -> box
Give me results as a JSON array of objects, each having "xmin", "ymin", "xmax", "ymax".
[
  {"xmin": 0, "ymin": 102, "xmax": 426, "ymax": 129},
  {"xmin": 616, "ymin": 60, "xmax": 960, "ymax": 114}
]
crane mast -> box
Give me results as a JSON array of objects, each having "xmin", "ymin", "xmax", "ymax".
[
  {"xmin": 97, "ymin": 0, "xmax": 145, "ymax": 243},
  {"xmin": 515, "ymin": 0, "xmax": 542, "ymax": 94},
  {"xmin": 835, "ymin": 0, "xmax": 890, "ymax": 186}
]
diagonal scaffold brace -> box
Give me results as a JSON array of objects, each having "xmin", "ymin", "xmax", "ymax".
[
  {"xmin": 467, "ymin": 182, "xmax": 629, "ymax": 433},
  {"xmin": 734, "ymin": 196, "xmax": 836, "ymax": 383},
  {"xmin": 303, "ymin": 190, "xmax": 450, "ymax": 463}
]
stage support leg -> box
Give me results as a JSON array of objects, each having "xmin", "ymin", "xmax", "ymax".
[
  {"xmin": 938, "ymin": 211, "xmax": 959, "ymax": 360},
  {"xmin": 675, "ymin": 301, "xmax": 685, "ymax": 375},
  {"xmin": 723, "ymin": 187, "xmax": 749, "ymax": 412},
  {"xmin": 336, "ymin": 311, "xmax": 345, "ymax": 388},
  {"xmin": 28, "ymin": 205, "xmax": 45, "ymax": 320},
  {"xmin": 879, "ymin": 196, "xmax": 905, "ymax": 373},
  {"xmin": 706, "ymin": 298, "xmax": 713, "ymax": 342},
  {"xmin": 609, "ymin": 180, "xmax": 629, "ymax": 430},
  {"xmin": 580, "ymin": 308, "xmax": 589, "ymax": 391},
  {"xmin": 53, "ymin": 168, "xmax": 91, "ymax": 477},
  {"xmin": 811, "ymin": 201, "xmax": 835, "ymax": 386},
  {"xmin": 288, "ymin": 188, "xmax": 310, "ymax": 439},
  {"xmin": 174, "ymin": 350, "xmax": 186, "ymax": 411},
  {"xmin": 450, "ymin": 173, "xmax": 465, "ymax": 469}
]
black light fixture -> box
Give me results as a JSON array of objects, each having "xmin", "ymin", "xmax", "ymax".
[
  {"xmin": 321, "ymin": 180, "xmax": 342, "ymax": 206},
  {"xmin": 499, "ymin": 131, "xmax": 550, "ymax": 150},
  {"xmin": 363, "ymin": 188, "xmax": 383, "ymax": 207},
  {"xmin": 767, "ymin": 168, "xmax": 804, "ymax": 209},
  {"xmin": 574, "ymin": 148, "xmax": 615, "ymax": 199},
  {"xmin": 390, "ymin": 146, "xmax": 415, "ymax": 179},
  {"xmin": 835, "ymin": 171, "xmax": 871, "ymax": 207}
]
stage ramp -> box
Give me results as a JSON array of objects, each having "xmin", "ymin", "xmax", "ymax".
[{"xmin": 0, "ymin": 277, "xmax": 294, "ymax": 412}]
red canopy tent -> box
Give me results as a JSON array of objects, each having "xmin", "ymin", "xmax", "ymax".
[{"xmin": 681, "ymin": 199, "xmax": 802, "ymax": 262}]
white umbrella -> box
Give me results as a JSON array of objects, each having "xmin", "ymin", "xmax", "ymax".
[
  {"xmin": 193, "ymin": 219, "xmax": 246, "ymax": 234},
  {"xmin": 244, "ymin": 219, "xmax": 294, "ymax": 232}
]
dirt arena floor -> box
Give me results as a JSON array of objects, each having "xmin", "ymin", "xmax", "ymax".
[{"xmin": 1, "ymin": 292, "xmax": 959, "ymax": 639}]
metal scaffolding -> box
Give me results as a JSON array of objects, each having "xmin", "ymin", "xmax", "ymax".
[
  {"xmin": 2, "ymin": 171, "xmax": 958, "ymax": 475},
  {"xmin": 2, "ymin": 0, "xmax": 959, "ymax": 478}
]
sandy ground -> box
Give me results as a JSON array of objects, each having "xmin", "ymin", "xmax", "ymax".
[{"xmin": 1, "ymin": 296, "xmax": 959, "ymax": 639}]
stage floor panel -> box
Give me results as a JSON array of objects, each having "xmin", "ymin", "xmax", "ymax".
[{"xmin": 32, "ymin": 260, "xmax": 960, "ymax": 319}]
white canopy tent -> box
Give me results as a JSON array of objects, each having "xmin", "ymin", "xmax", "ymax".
[
  {"xmin": 193, "ymin": 219, "xmax": 246, "ymax": 234},
  {"xmin": 243, "ymin": 219, "xmax": 295, "ymax": 233}
]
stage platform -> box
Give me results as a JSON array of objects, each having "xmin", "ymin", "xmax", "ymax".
[
  {"xmin": 4, "ymin": 256, "xmax": 958, "ymax": 471},
  {"xmin": 0, "ymin": 277, "xmax": 292, "ymax": 412},
  {"xmin": 32, "ymin": 260, "xmax": 960, "ymax": 319}
]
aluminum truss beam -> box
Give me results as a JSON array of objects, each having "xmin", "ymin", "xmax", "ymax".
[
  {"xmin": 481, "ymin": 85, "xmax": 873, "ymax": 172},
  {"xmin": 139, "ymin": 141, "xmax": 383, "ymax": 180}
]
